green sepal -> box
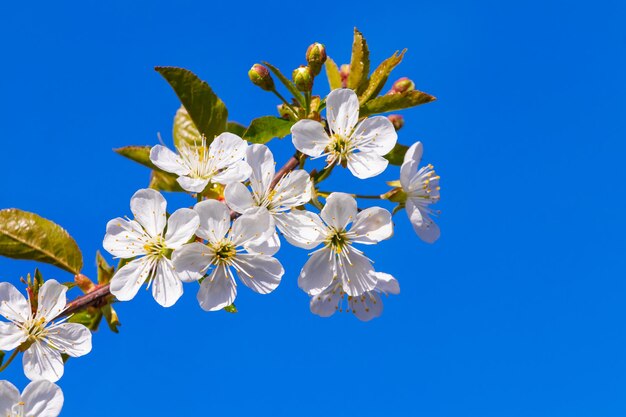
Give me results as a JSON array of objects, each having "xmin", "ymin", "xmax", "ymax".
[
  {"xmin": 102, "ymin": 304, "xmax": 121, "ymax": 333},
  {"xmin": 360, "ymin": 90, "xmax": 436, "ymax": 116},
  {"xmin": 96, "ymin": 251, "xmax": 114, "ymax": 285},
  {"xmin": 223, "ymin": 304, "xmax": 238, "ymax": 313},
  {"xmin": 243, "ymin": 116, "xmax": 295, "ymax": 144}
]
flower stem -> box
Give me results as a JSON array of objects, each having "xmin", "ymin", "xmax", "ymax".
[
  {"xmin": 0, "ymin": 349, "xmax": 19, "ymax": 373},
  {"xmin": 271, "ymin": 89, "xmax": 298, "ymax": 118}
]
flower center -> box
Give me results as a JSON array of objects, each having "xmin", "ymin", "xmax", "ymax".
[
  {"xmin": 328, "ymin": 134, "xmax": 352, "ymax": 162},
  {"xmin": 326, "ymin": 229, "xmax": 351, "ymax": 254},
  {"xmin": 143, "ymin": 236, "xmax": 169, "ymax": 258},
  {"xmin": 212, "ymin": 240, "xmax": 237, "ymax": 265},
  {"xmin": 412, "ymin": 164, "xmax": 441, "ymax": 202},
  {"xmin": 11, "ymin": 402, "xmax": 25, "ymax": 417},
  {"xmin": 178, "ymin": 136, "xmax": 214, "ymax": 179},
  {"xmin": 23, "ymin": 317, "xmax": 47, "ymax": 343}
]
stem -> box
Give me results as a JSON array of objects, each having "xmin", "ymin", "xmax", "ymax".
[
  {"xmin": 272, "ymin": 89, "xmax": 298, "ymax": 118},
  {"xmin": 304, "ymin": 91, "xmax": 311, "ymax": 115},
  {"xmin": 0, "ymin": 349, "xmax": 19, "ymax": 373}
]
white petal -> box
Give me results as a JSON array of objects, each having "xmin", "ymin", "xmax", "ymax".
[
  {"xmin": 177, "ymin": 176, "xmax": 209, "ymax": 193},
  {"xmin": 233, "ymin": 254, "xmax": 283, "ymax": 294},
  {"xmin": 211, "ymin": 160, "xmax": 252, "ymax": 185},
  {"xmin": 351, "ymin": 116, "xmax": 397, "ymax": 156},
  {"xmin": 23, "ymin": 342, "xmax": 64, "ymax": 382},
  {"xmin": 151, "ymin": 258, "xmax": 184, "ymax": 307},
  {"xmin": 399, "ymin": 159, "xmax": 418, "ymax": 191},
  {"xmin": 298, "ymin": 248, "xmax": 336, "ymax": 295},
  {"xmin": 320, "ymin": 192, "xmax": 357, "ymax": 230},
  {"xmin": 326, "ymin": 88, "xmax": 359, "ymax": 136},
  {"xmin": 224, "ymin": 182, "xmax": 255, "ymax": 214},
  {"xmin": 22, "ymin": 380, "xmax": 64, "ymax": 417},
  {"xmin": 403, "ymin": 141, "xmax": 423, "ymax": 165},
  {"xmin": 197, "ymin": 266, "xmax": 237, "ymax": 312},
  {"xmin": 36, "ymin": 280, "xmax": 67, "ymax": 321},
  {"xmin": 272, "ymin": 170, "xmax": 312, "ymax": 210},
  {"xmin": 171, "ymin": 242, "xmax": 213, "ymax": 283},
  {"xmin": 208, "ymin": 132, "xmax": 248, "ymax": 171},
  {"xmin": 245, "ymin": 229, "xmax": 281, "ymax": 256},
  {"xmin": 406, "ymin": 199, "xmax": 440, "ymax": 243},
  {"xmin": 347, "ymin": 151, "xmax": 389, "ymax": 179},
  {"xmin": 309, "ymin": 281, "xmax": 342, "ymax": 318},
  {"xmin": 349, "ymin": 291, "xmax": 383, "ymax": 322},
  {"xmin": 374, "ymin": 272, "xmax": 400, "ymax": 295},
  {"xmin": 164, "ymin": 208, "xmax": 199, "ymax": 249},
  {"xmin": 337, "ymin": 248, "xmax": 377, "ymax": 296},
  {"xmin": 274, "ymin": 211, "xmax": 326, "ymax": 249},
  {"xmin": 0, "ymin": 380, "xmax": 20, "ymax": 416},
  {"xmin": 0, "ymin": 321, "xmax": 26, "ymax": 350},
  {"xmin": 46, "ymin": 322, "xmax": 92, "ymax": 357},
  {"xmin": 102, "ymin": 217, "xmax": 148, "ymax": 258},
  {"xmin": 110, "ymin": 257, "xmax": 153, "ymax": 302},
  {"xmin": 350, "ymin": 207, "xmax": 393, "ymax": 244},
  {"xmin": 291, "ymin": 119, "xmax": 330, "ymax": 157},
  {"xmin": 130, "ymin": 188, "xmax": 167, "ymax": 237},
  {"xmin": 246, "ymin": 144, "xmax": 275, "ymax": 198},
  {"xmin": 150, "ymin": 145, "xmax": 189, "ymax": 176},
  {"xmin": 0, "ymin": 282, "xmax": 31, "ymax": 323},
  {"xmin": 194, "ymin": 199, "xmax": 231, "ymax": 243},
  {"xmin": 229, "ymin": 209, "xmax": 271, "ymax": 247}
]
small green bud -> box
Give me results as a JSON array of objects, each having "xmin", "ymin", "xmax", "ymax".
[
  {"xmin": 339, "ymin": 64, "xmax": 350, "ymax": 88},
  {"xmin": 389, "ymin": 77, "xmax": 415, "ymax": 95},
  {"xmin": 248, "ymin": 64, "xmax": 274, "ymax": 91},
  {"xmin": 306, "ymin": 42, "xmax": 327, "ymax": 75},
  {"xmin": 387, "ymin": 114, "xmax": 404, "ymax": 131},
  {"xmin": 292, "ymin": 66, "xmax": 313, "ymax": 92}
]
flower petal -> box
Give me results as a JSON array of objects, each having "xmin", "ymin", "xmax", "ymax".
[
  {"xmin": 374, "ymin": 272, "xmax": 400, "ymax": 295},
  {"xmin": 224, "ymin": 182, "xmax": 255, "ymax": 214},
  {"xmin": 23, "ymin": 341, "xmax": 64, "ymax": 382},
  {"xmin": 102, "ymin": 217, "xmax": 148, "ymax": 259},
  {"xmin": 406, "ymin": 199, "xmax": 440, "ymax": 243},
  {"xmin": 151, "ymin": 258, "xmax": 184, "ymax": 307},
  {"xmin": 164, "ymin": 208, "xmax": 199, "ymax": 249},
  {"xmin": 399, "ymin": 159, "xmax": 418, "ymax": 191},
  {"xmin": 171, "ymin": 242, "xmax": 213, "ymax": 283},
  {"xmin": 177, "ymin": 176, "xmax": 210, "ymax": 193},
  {"xmin": 0, "ymin": 282, "xmax": 31, "ymax": 323},
  {"xmin": 0, "ymin": 321, "xmax": 26, "ymax": 350},
  {"xmin": 245, "ymin": 229, "xmax": 281, "ymax": 256},
  {"xmin": 272, "ymin": 170, "xmax": 312, "ymax": 210},
  {"xmin": 337, "ymin": 248, "xmax": 377, "ymax": 296},
  {"xmin": 46, "ymin": 322, "xmax": 92, "ymax": 357},
  {"xmin": 211, "ymin": 160, "xmax": 252, "ymax": 185},
  {"xmin": 347, "ymin": 151, "xmax": 389, "ymax": 179},
  {"xmin": 209, "ymin": 132, "xmax": 248, "ymax": 171},
  {"xmin": 350, "ymin": 207, "xmax": 393, "ymax": 244},
  {"xmin": 130, "ymin": 188, "xmax": 167, "ymax": 237},
  {"xmin": 326, "ymin": 88, "xmax": 359, "ymax": 137},
  {"xmin": 349, "ymin": 291, "xmax": 383, "ymax": 322},
  {"xmin": 110, "ymin": 257, "xmax": 153, "ymax": 302},
  {"xmin": 309, "ymin": 281, "xmax": 342, "ymax": 318},
  {"xmin": 22, "ymin": 380, "xmax": 64, "ymax": 417},
  {"xmin": 320, "ymin": 192, "xmax": 357, "ymax": 230},
  {"xmin": 194, "ymin": 199, "xmax": 231, "ymax": 243},
  {"xmin": 36, "ymin": 280, "xmax": 67, "ymax": 321},
  {"xmin": 351, "ymin": 116, "xmax": 397, "ymax": 156},
  {"xmin": 150, "ymin": 145, "xmax": 189, "ymax": 176},
  {"xmin": 233, "ymin": 254, "xmax": 283, "ymax": 294},
  {"xmin": 0, "ymin": 380, "xmax": 20, "ymax": 416},
  {"xmin": 274, "ymin": 211, "xmax": 326, "ymax": 249},
  {"xmin": 291, "ymin": 119, "xmax": 330, "ymax": 157},
  {"xmin": 403, "ymin": 141, "xmax": 423, "ymax": 165},
  {"xmin": 246, "ymin": 144, "xmax": 275, "ymax": 198},
  {"xmin": 197, "ymin": 266, "xmax": 237, "ymax": 312},
  {"xmin": 298, "ymin": 248, "xmax": 336, "ymax": 295},
  {"xmin": 229, "ymin": 209, "xmax": 271, "ymax": 247}
]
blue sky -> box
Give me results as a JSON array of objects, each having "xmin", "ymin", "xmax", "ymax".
[{"xmin": 1, "ymin": 0, "xmax": 625, "ymax": 416}]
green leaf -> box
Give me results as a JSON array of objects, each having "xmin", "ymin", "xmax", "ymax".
[
  {"xmin": 243, "ymin": 116, "xmax": 295, "ymax": 144},
  {"xmin": 347, "ymin": 28, "xmax": 370, "ymax": 95},
  {"xmin": 69, "ymin": 309, "xmax": 102, "ymax": 331},
  {"xmin": 226, "ymin": 121, "xmax": 247, "ymax": 137},
  {"xmin": 384, "ymin": 143, "xmax": 409, "ymax": 166},
  {"xmin": 359, "ymin": 49, "xmax": 406, "ymax": 104},
  {"xmin": 114, "ymin": 145, "xmax": 154, "ymax": 169},
  {"xmin": 325, "ymin": 57, "xmax": 342, "ymax": 90},
  {"xmin": 102, "ymin": 304, "xmax": 121, "ymax": 333},
  {"xmin": 360, "ymin": 90, "xmax": 436, "ymax": 116},
  {"xmin": 223, "ymin": 304, "xmax": 237, "ymax": 313},
  {"xmin": 114, "ymin": 146, "xmax": 183, "ymax": 193},
  {"xmin": 173, "ymin": 106, "xmax": 202, "ymax": 149},
  {"xmin": 155, "ymin": 67, "xmax": 228, "ymax": 143},
  {"xmin": 262, "ymin": 62, "xmax": 305, "ymax": 106},
  {"xmin": 96, "ymin": 251, "xmax": 114, "ymax": 285},
  {"xmin": 0, "ymin": 209, "xmax": 83, "ymax": 274},
  {"xmin": 149, "ymin": 170, "xmax": 184, "ymax": 192}
]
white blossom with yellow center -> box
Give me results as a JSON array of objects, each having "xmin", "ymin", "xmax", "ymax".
[{"xmin": 0, "ymin": 380, "xmax": 63, "ymax": 417}]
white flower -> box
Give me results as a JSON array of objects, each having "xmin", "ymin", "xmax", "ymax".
[
  {"xmin": 0, "ymin": 380, "xmax": 63, "ymax": 417},
  {"xmin": 103, "ymin": 188, "xmax": 200, "ymax": 307},
  {"xmin": 150, "ymin": 133, "xmax": 252, "ymax": 193},
  {"xmin": 285, "ymin": 192, "xmax": 393, "ymax": 297},
  {"xmin": 224, "ymin": 144, "xmax": 312, "ymax": 255},
  {"xmin": 0, "ymin": 281, "xmax": 92, "ymax": 382},
  {"xmin": 310, "ymin": 272, "xmax": 400, "ymax": 321},
  {"xmin": 172, "ymin": 200, "xmax": 284, "ymax": 312},
  {"xmin": 400, "ymin": 142, "xmax": 441, "ymax": 243},
  {"xmin": 290, "ymin": 88, "xmax": 397, "ymax": 179}
]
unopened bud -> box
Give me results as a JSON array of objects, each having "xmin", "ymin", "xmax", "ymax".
[
  {"xmin": 388, "ymin": 114, "xmax": 404, "ymax": 131},
  {"xmin": 293, "ymin": 66, "xmax": 313, "ymax": 92},
  {"xmin": 248, "ymin": 64, "xmax": 274, "ymax": 91},
  {"xmin": 339, "ymin": 64, "xmax": 350, "ymax": 88},
  {"xmin": 389, "ymin": 77, "xmax": 415, "ymax": 95},
  {"xmin": 306, "ymin": 42, "xmax": 327, "ymax": 75}
]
